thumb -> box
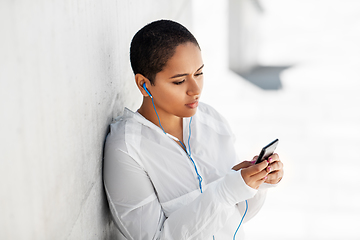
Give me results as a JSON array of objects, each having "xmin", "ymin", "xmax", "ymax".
[
  {"xmin": 232, "ymin": 161, "xmax": 253, "ymax": 171},
  {"xmin": 252, "ymin": 155, "xmax": 259, "ymax": 164}
]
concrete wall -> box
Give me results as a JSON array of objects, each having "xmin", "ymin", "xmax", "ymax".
[{"xmin": 0, "ymin": 1, "xmax": 192, "ymax": 239}]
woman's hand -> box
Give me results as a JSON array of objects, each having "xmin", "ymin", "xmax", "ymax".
[
  {"xmin": 264, "ymin": 153, "xmax": 284, "ymax": 184},
  {"xmin": 232, "ymin": 157, "xmax": 269, "ymax": 189}
]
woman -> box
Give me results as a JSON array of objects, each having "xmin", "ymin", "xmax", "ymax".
[{"xmin": 103, "ymin": 19, "xmax": 284, "ymax": 239}]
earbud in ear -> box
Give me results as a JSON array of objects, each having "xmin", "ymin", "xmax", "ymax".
[{"xmin": 142, "ymin": 83, "xmax": 152, "ymax": 98}]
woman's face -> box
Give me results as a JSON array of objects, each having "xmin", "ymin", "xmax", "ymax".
[{"xmin": 148, "ymin": 42, "xmax": 204, "ymax": 118}]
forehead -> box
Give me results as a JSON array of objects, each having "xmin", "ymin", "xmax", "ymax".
[{"xmin": 161, "ymin": 42, "xmax": 203, "ymax": 75}]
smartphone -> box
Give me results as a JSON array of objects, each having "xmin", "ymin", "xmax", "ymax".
[{"xmin": 255, "ymin": 139, "xmax": 279, "ymax": 164}]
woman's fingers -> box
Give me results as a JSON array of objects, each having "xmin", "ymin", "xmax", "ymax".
[
  {"xmin": 245, "ymin": 160, "xmax": 268, "ymax": 176},
  {"xmin": 252, "ymin": 169, "xmax": 269, "ymax": 188},
  {"xmin": 234, "ymin": 153, "xmax": 284, "ymax": 188},
  {"xmin": 232, "ymin": 161, "xmax": 253, "ymax": 171},
  {"xmin": 265, "ymin": 170, "xmax": 283, "ymax": 184},
  {"xmin": 232, "ymin": 155, "xmax": 260, "ymax": 171},
  {"xmin": 265, "ymin": 153, "xmax": 284, "ymax": 184},
  {"xmin": 268, "ymin": 153, "xmax": 280, "ymax": 163},
  {"xmin": 241, "ymin": 168, "xmax": 268, "ymax": 189},
  {"xmin": 266, "ymin": 160, "xmax": 283, "ymax": 173},
  {"xmin": 241, "ymin": 160, "xmax": 269, "ymax": 189}
]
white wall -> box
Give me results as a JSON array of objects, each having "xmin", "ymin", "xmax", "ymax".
[{"xmin": 0, "ymin": 1, "xmax": 192, "ymax": 239}]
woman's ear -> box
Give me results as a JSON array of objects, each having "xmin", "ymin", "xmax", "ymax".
[{"xmin": 135, "ymin": 74, "xmax": 152, "ymax": 97}]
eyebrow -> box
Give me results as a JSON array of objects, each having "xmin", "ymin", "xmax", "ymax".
[{"xmin": 170, "ymin": 64, "xmax": 204, "ymax": 79}]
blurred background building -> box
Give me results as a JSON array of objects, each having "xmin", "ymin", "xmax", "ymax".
[
  {"xmin": 1, "ymin": 0, "xmax": 359, "ymax": 239},
  {"xmin": 197, "ymin": 1, "xmax": 360, "ymax": 239}
]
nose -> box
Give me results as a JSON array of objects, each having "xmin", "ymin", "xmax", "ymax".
[{"xmin": 186, "ymin": 76, "xmax": 202, "ymax": 97}]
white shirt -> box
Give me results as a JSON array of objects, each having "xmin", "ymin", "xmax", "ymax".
[{"xmin": 103, "ymin": 102, "xmax": 268, "ymax": 240}]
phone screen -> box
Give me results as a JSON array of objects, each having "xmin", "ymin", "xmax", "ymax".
[{"xmin": 256, "ymin": 139, "xmax": 279, "ymax": 164}]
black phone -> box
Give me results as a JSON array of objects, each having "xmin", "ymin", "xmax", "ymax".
[{"xmin": 256, "ymin": 139, "xmax": 279, "ymax": 164}]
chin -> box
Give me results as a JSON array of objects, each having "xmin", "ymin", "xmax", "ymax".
[{"xmin": 180, "ymin": 108, "xmax": 198, "ymax": 118}]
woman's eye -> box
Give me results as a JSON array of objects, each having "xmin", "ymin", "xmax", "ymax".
[
  {"xmin": 173, "ymin": 80, "xmax": 185, "ymax": 85},
  {"xmin": 195, "ymin": 72, "xmax": 203, "ymax": 77}
]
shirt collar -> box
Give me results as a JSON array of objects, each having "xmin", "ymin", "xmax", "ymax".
[
  {"xmin": 122, "ymin": 107, "xmax": 165, "ymax": 134},
  {"xmin": 122, "ymin": 107, "xmax": 192, "ymax": 136}
]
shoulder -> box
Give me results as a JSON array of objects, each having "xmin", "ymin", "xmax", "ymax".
[
  {"xmin": 197, "ymin": 102, "xmax": 225, "ymax": 121},
  {"xmin": 195, "ymin": 102, "xmax": 233, "ymax": 135},
  {"xmin": 196, "ymin": 102, "xmax": 230, "ymax": 126},
  {"xmin": 104, "ymin": 108, "xmax": 148, "ymax": 169},
  {"xmin": 105, "ymin": 108, "xmax": 141, "ymax": 152}
]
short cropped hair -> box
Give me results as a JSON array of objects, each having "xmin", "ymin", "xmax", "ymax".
[{"xmin": 130, "ymin": 19, "xmax": 200, "ymax": 85}]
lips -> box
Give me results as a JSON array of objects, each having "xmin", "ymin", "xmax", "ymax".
[{"xmin": 185, "ymin": 100, "xmax": 199, "ymax": 109}]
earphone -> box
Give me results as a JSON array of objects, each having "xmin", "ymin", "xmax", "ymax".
[
  {"xmin": 142, "ymin": 83, "xmax": 152, "ymax": 98},
  {"xmin": 142, "ymin": 81, "xmax": 246, "ymax": 239}
]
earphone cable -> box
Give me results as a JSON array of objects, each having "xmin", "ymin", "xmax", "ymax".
[
  {"xmin": 151, "ymin": 97, "xmax": 166, "ymax": 133},
  {"xmin": 150, "ymin": 96, "xmax": 203, "ymax": 192},
  {"xmin": 233, "ymin": 200, "xmax": 248, "ymax": 240},
  {"xmin": 150, "ymin": 96, "xmax": 246, "ymax": 239}
]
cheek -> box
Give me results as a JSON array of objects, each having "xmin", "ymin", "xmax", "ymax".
[
  {"xmin": 156, "ymin": 87, "xmax": 182, "ymax": 103},
  {"xmin": 197, "ymin": 78, "xmax": 204, "ymax": 93},
  {"xmin": 200, "ymin": 79, "xmax": 204, "ymax": 90}
]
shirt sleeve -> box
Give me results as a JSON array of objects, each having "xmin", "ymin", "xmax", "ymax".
[
  {"xmin": 236, "ymin": 189, "xmax": 267, "ymax": 223},
  {"xmin": 236, "ymin": 178, "xmax": 282, "ymax": 222},
  {"xmin": 103, "ymin": 147, "xmax": 258, "ymax": 240}
]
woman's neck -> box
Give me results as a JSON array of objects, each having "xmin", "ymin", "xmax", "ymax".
[{"xmin": 138, "ymin": 99, "xmax": 184, "ymax": 142}]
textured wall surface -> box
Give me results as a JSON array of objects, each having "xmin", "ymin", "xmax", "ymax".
[{"xmin": 0, "ymin": 1, "xmax": 192, "ymax": 239}]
